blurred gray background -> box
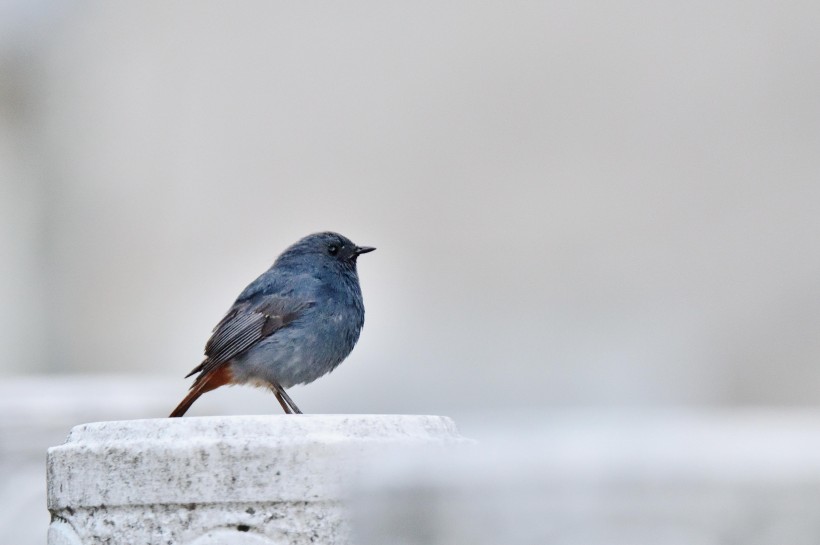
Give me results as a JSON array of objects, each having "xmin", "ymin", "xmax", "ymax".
[
  {"xmin": 3, "ymin": 2, "xmax": 820, "ymax": 543},
  {"xmin": 2, "ymin": 0, "xmax": 820, "ymax": 418}
]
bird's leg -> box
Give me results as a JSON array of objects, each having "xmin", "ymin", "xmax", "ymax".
[
  {"xmin": 270, "ymin": 382, "xmax": 303, "ymax": 414},
  {"xmin": 273, "ymin": 390, "xmax": 292, "ymax": 414},
  {"xmin": 278, "ymin": 387, "xmax": 303, "ymax": 414}
]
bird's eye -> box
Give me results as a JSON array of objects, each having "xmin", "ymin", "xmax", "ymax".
[{"xmin": 328, "ymin": 245, "xmax": 339, "ymax": 256}]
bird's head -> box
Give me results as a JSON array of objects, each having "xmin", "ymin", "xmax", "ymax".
[{"xmin": 276, "ymin": 232, "xmax": 375, "ymax": 271}]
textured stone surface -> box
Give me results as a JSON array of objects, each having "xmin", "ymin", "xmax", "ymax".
[{"xmin": 47, "ymin": 414, "xmax": 465, "ymax": 545}]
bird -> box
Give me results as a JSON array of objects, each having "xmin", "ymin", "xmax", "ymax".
[{"xmin": 169, "ymin": 231, "xmax": 375, "ymax": 417}]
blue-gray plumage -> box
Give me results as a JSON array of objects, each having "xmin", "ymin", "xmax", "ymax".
[{"xmin": 169, "ymin": 232, "xmax": 374, "ymax": 417}]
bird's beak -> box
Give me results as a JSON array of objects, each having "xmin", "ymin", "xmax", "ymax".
[{"xmin": 354, "ymin": 246, "xmax": 376, "ymax": 256}]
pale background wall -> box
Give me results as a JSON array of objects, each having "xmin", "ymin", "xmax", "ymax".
[
  {"xmin": 2, "ymin": 0, "xmax": 820, "ymax": 420},
  {"xmin": 3, "ymin": 2, "xmax": 820, "ymax": 544}
]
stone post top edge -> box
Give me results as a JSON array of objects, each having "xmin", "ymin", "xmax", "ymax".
[{"xmin": 52, "ymin": 414, "xmax": 463, "ymax": 446}]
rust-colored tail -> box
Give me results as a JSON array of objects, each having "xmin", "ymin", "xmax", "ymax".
[{"xmin": 169, "ymin": 366, "xmax": 234, "ymax": 417}]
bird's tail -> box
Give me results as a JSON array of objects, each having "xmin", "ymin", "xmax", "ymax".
[{"xmin": 169, "ymin": 365, "xmax": 234, "ymax": 417}]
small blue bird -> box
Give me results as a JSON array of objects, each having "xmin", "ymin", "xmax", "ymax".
[{"xmin": 170, "ymin": 232, "xmax": 375, "ymax": 417}]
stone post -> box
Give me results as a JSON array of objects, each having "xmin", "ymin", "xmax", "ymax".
[{"xmin": 47, "ymin": 414, "xmax": 465, "ymax": 545}]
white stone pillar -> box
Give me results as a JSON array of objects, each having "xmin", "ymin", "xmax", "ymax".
[{"xmin": 47, "ymin": 414, "xmax": 465, "ymax": 545}]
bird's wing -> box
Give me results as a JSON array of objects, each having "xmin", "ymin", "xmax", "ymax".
[{"xmin": 185, "ymin": 296, "xmax": 313, "ymax": 380}]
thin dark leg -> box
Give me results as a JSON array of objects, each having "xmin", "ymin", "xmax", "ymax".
[
  {"xmin": 278, "ymin": 387, "xmax": 303, "ymax": 414},
  {"xmin": 270, "ymin": 382, "xmax": 303, "ymax": 414},
  {"xmin": 274, "ymin": 390, "xmax": 292, "ymax": 414}
]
